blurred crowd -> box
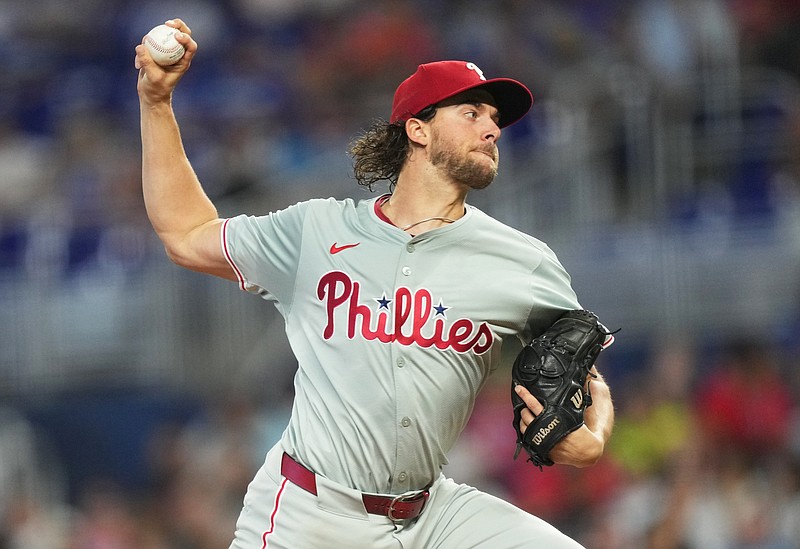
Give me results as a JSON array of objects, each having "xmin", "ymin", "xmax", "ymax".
[
  {"xmin": 2, "ymin": 0, "xmax": 800, "ymax": 276},
  {"xmin": 2, "ymin": 0, "xmax": 800, "ymax": 548}
]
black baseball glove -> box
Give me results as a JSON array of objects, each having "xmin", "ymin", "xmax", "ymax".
[{"xmin": 511, "ymin": 309, "xmax": 612, "ymax": 468}]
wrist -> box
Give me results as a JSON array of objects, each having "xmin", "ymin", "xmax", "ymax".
[
  {"xmin": 551, "ymin": 426, "xmax": 604, "ymax": 468},
  {"xmin": 139, "ymin": 94, "xmax": 173, "ymax": 111}
]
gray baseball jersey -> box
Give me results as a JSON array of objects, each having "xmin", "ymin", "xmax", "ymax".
[{"xmin": 222, "ymin": 195, "xmax": 580, "ymax": 495}]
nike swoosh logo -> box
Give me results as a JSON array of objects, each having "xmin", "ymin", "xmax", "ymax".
[{"xmin": 329, "ymin": 242, "xmax": 361, "ymax": 254}]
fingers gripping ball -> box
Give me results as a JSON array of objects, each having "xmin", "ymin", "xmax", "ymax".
[
  {"xmin": 511, "ymin": 309, "xmax": 613, "ymax": 468},
  {"xmin": 144, "ymin": 24, "xmax": 186, "ymax": 66}
]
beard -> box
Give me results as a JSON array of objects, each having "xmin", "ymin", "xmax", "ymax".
[{"xmin": 429, "ymin": 133, "xmax": 499, "ymax": 190}]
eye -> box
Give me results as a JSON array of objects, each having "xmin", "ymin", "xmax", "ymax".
[{"xmin": 465, "ymin": 110, "xmax": 478, "ymax": 119}]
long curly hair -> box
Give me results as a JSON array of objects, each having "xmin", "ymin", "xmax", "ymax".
[{"xmin": 348, "ymin": 106, "xmax": 437, "ymax": 192}]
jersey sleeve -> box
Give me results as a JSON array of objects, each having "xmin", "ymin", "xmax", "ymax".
[
  {"xmin": 222, "ymin": 200, "xmax": 311, "ymax": 308},
  {"xmin": 523, "ymin": 243, "xmax": 582, "ymax": 342}
]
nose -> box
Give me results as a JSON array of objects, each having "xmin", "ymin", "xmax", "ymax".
[{"xmin": 483, "ymin": 122, "xmax": 501, "ymax": 143}]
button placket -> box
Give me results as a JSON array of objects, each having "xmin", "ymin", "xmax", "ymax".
[
  {"xmin": 391, "ymin": 240, "xmax": 423, "ymax": 492},
  {"xmin": 400, "ymin": 240, "xmax": 417, "ymax": 277}
]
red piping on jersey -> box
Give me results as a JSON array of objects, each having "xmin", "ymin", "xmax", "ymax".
[
  {"xmin": 374, "ymin": 194, "xmax": 396, "ymax": 227},
  {"xmin": 222, "ymin": 218, "xmax": 247, "ymax": 291},
  {"xmin": 260, "ymin": 477, "xmax": 289, "ymax": 549}
]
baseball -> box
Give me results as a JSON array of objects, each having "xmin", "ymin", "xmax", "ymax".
[{"xmin": 144, "ymin": 24, "xmax": 185, "ymax": 66}]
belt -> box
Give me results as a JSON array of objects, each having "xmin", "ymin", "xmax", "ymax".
[{"xmin": 280, "ymin": 452, "xmax": 430, "ymax": 522}]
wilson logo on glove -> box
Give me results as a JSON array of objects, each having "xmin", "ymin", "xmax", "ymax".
[{"xmin": 531, "ymin": 418, "xmax": 561, "ymax": 445}]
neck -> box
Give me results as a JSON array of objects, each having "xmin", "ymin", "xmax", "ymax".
[{"xmin": 381, "ymin": 178, "xmax": 467, "ymax": 235}]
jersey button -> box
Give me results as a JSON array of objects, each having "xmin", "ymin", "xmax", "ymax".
[
  {"xmin": 401, "ymin": 417, "xmax": 411, "ymax": 427},
  {"xmin": 406, "ymin": 243, "xmax": 415, "ymax": 253},
  {"xmin": 401, "ymin": 266, "xmax": 412, "ymax": 276},
  {"xmin": 396, "ymin": 357, "xmax": 405, "ymax": 368},
  {"xmin": 398, "ymin": 472, "xmax": 408, "ymax": 481}
]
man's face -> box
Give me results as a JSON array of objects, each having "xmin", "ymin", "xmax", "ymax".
[{"xmin": 427, "ymin": 90, "xmax": 501, "ymax": 190}]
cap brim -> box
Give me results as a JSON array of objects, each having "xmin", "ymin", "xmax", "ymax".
[
  {"xmin": 479, "ymin": 79, "xmax": 533, "ymax": 128},
  {"xmin": 437, "ymin": 78, "xmax": 533, "ymax": 128}
]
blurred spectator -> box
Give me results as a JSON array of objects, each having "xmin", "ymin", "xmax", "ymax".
[
  {"xmin": 0, "ymin": 118, "xmax": 54, "ymax": 219},
  {"xmin": 65, "ymin": 481, "xmax": 142, "ymax": 549},
  {"xmin": 144, "ymin": 394, "xmax": 273, "ymax": 548},
  {"xmin": 694, "ymin": 338, "xmax": 793, "ymax": 459},
  {"xmin": 627, "ymin": 0, "xmax": 737, "ymax": 91},
  {"xmin": 731, "ymin": 0, "xmax": 800, "ymax": 76},
  {"xmin": 0, "ymin": 407, "xmax": 69, "ymax": 549},
  {"xmin": 609, "ymin": 343, "xmax": 696, "ymax": 478},
  {"xmin": 295, "ymin": 0, "xmax": 441, "ymax": 126},
  {"xmin": 602, "ymin": 344, "xmax": 698, "ymax": 548},
  {"xmin": 0, "ymin": 117, "xmax": 56, "ymax": 272}
]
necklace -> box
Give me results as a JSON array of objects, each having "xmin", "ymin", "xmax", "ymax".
[{"xmin": 400, "ymin": 216, "xmax": 456, "ymax": 231}]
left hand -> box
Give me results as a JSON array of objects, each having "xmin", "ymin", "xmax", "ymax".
[{"xmin": 514, "ymin": 383, "xmax": 605, "ymax": 467}]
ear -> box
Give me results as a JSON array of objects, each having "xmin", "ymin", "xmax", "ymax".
[{"xmin": 405, "ymin": 117, "xmax": 431, "ymax": 147}]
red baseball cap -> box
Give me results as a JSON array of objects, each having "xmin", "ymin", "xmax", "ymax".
[{"xmin": 390, "ymin": 60, "xmax": 533, "ymax": 128}]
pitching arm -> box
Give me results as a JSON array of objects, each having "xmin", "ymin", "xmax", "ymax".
[{"xmin": 135, "ymin": 18, "xmax": 235, "ymax": 280}]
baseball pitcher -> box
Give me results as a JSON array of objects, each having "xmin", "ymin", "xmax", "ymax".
[{"xmin": 135, "ymin": 18, "xmax": 615, "ymax": 549}]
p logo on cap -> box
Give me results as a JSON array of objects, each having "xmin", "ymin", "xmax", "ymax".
[{"xmin": 465, "ymin": 62, "xmax": 486, "ymax": 80}]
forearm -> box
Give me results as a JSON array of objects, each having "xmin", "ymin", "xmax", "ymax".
[
  {"xmin": 140, "ymin": 100, "xmax": 219, "ymax": 256},
  {"xmin": 584, "ymin": 369, "xmax": 614, "ymax": 445}
]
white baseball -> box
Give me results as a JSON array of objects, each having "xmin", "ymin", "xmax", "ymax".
[{"xmin": 144, "ymin": 24, "xmax": 185, "ymax": 66}]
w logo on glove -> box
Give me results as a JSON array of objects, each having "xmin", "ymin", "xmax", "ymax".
[{"xmin": 570, "ymin": 390, "xmax": 583, "ymax": 409}]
